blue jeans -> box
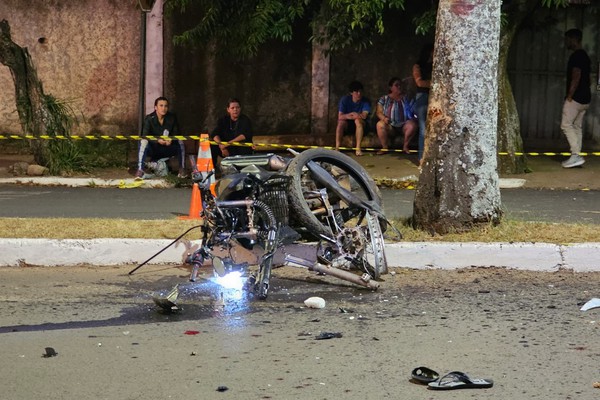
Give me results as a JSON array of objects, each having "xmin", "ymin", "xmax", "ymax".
[{"xmin": 415, "ymin": 92, "xmax": 429, "ymax": 161}]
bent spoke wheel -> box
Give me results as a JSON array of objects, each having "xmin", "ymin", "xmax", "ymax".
[
  {"xmin": 285, "ymin": 149, "xmax": 384, "ymax": 239},
  {"xmin": 364, "ymin": 210, "xmax": 388, "ymax": 279}
]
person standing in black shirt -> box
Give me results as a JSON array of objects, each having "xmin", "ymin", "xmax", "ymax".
[{"xmin": 560, "ymin": 29, "xmax": 591, "ymax": 169}]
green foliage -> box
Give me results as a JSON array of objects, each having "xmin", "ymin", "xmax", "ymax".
[
  {"xmin": 45, "ymin": 140, "xmax": 129, "ymax": 175},
  {"xmin": 169, "ymin": 0, "xmax": 311, "ymax": 58},
  {"xmin": 541, "ymin": 0, "xmax": 569, "ymax": 8},
  {"xmin": 168, "ymin": 0, "xmax": 406, "ymax": 57},
  {"xmin": 413, "ymin": 9, "xmax": 436, "ymax": 36},
  {"xmin": 43, "ymin": 94, "xmax": 77, "ymax": 136},
  {"xmin": 46, "ymin": 140, "xmax": 86, "ymax": 175},
  {"xmin": 35, "ymin": 95, "xmax": 128, "ymax": 175},
  {"xmin": 413, "ymin": 0, "xmax": 570, "ymax": 36}
]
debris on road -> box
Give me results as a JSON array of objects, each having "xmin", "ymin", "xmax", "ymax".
[
  {"xmin": 304, "ymin": 297, "xmax": 326, "ymax": 309},
  {"xmin": 43, "ymin": 347, "xmax": 58, "ymax": 358},
  {"xmin": 315, "ymin": 332, "xmax": 343, "ymax": 340},
  {"xmin": 581, "ymin": 298, "xmax": 600, "ymax": 311}
]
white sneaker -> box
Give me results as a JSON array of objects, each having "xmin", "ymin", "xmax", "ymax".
[{"xmin": 561, "ymin": 155, "xmax": 585, "ymax": 168}]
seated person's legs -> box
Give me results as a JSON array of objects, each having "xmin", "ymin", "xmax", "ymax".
[
  {"xmin": 210, "ymin": 144, "xmax": 223, "ymax": 174},
  {"xmin": 376, "ymin": 119, "xmax": 392, "ymax": 153},
  {"xmin": 138, "ymin": 139, "xmax": 186, "ymax": 177},
  {"xmin": 353, "ymin": 119, "xmax": 366, "ymax": 156},
  {"xmin": 228, "ymin": 143, "xmax": 253, "ymax": 157},
  {"xmin": 402, "ymin": 120, "xmax": 418, "ymax": 154},
  {"xmin": 136, "ymin": 139, "xmax": 150, "ymax": 177},
  {"xmin": 335, "ymin": 120, "xmax": 348, "ymax": 151}
]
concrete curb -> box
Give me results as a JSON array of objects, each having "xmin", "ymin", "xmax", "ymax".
[
  {"xmin": 2, "ymin": 238, "xmax": 599, "ymax": 272},
  {"xmin": 0, "ymin": 177, "xmax": 171, "ymax": 188}
]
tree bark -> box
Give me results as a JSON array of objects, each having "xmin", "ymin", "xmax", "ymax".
[
  {"xmin": 0, "ymin": 19, "xmax": 51, "ymax": 164},
  {"xmin": 413, "ymin": 0, "xmax": 502, "ymax": 234},
  {"xmin": 310, "ymin": 20, "xmax": 330, "ymax": 137},
  {"xmin": 496, "ymin": 0, "xmax": 539, "ymax": 174}
]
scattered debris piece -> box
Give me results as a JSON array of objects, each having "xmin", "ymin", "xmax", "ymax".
[
  {"xmin": 593, "ymin": 382, "xmax": 600, "ymax": 389},
  {"xmin": 304, "ymin": 297, "xmax": 326, "ymax": 309},
  {"xmin": 43, "ymin": 347, "xmax": 58, "ymax": 358},
  {"xmin": 184, "ymin": 331, "xmax": 200, "ymax": 335},
  {"xmin": 153, "ymin": 284, "xmax": 180, "ymax": 312},
  {"xmin": 315, "ymin": 332, "xmax": 343, "ymax": 340},
  {"xmin": 581, "ymin": 298, "xmax": 600, "ymax": 311},
  {"xmin": 216, "ymin": 386, "xmax": 229, "ymax": 392}
]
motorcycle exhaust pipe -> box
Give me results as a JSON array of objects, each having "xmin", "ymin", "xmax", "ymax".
[{"xmin": 284, "ymin": 255, "xmax": 379, "ymax": 290}]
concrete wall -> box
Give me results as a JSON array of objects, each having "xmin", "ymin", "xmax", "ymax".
[{"xmin": 0, "ymin": 0, "xmax": 141, "ymax": 136}]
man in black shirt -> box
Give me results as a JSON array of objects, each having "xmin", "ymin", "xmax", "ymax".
[
  {"xmin": 210, "ymin": 98, "xmax": 253, "ymax": 171},
  {"xmin": 136, "ymin": 97, "xmax": 186, "ymax": 178},
  {"xmin": 560, "ymin": 29, "xmax": 591, "ymax": 169}
]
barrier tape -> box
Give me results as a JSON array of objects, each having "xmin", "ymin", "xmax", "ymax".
[{"xmin": 1, "ymin": 134, "xmax": 599, "ymax": 157}]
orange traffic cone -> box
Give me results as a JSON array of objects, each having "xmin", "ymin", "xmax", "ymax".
[
  {"xmin": 178, "ymin": 134, "xmax": 214, "ymax": 220},
  {"xmin": 197, "ymin": 133, "xmax": 216, "ymax": 191},
  {"xmin": 196, "ymin": 133, "xmax": 214, "ymax": 173},
  {"xmin": 178, "ymin": 182, "xmax": 202, "ymax": 220}
]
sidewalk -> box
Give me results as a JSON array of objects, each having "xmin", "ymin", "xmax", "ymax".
[
  {"xmin": 1, "ymin": 150, "xmax": 599, "ymax": 190},
  {"xmin": 1, "ymin": 151, "xmax": 599, "ymax": 271}
]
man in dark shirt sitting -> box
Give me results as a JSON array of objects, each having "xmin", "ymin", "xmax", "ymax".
[{"xmin": 136, "ymin": 96, "xmax": 186, "ymax": 178}]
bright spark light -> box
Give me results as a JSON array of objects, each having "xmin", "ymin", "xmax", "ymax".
[{"xmin": 213, "ymin": 270, "xmax": 245, "ymax": 290}]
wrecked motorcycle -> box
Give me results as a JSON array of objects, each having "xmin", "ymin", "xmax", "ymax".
[{"xmin": 133, "ymin": 148, "xmax": 396, "ymax": 300}]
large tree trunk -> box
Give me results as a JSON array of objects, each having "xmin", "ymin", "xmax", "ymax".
[
  {"xmin": 413, "ymin": 0, "xmax": 502, "ymax": 234},
  {"xmin": 496, "ymin": 0, "xmax": 539, "ymax": 174},
  {"xmin": 0, "ymin": 19, "xmax": 51, "ymax": 164},
  {"xmin": 310, "ymin": 19, "xmax": 330, "ymax": 138}
]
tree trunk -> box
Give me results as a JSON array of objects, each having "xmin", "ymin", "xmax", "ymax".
[
  {"xmin": 413, "ymin": 0, "xmax": 502, "ymax": 234},
  {"xmin": 496, "ymin": 0, "xmax": 539, "ymax": 174},
  {"xmin": 310, "ymin": 20, "xmax": 330, "ymax": 138},
  {"xmin": 0, "ymin": 19, "xmax": 51, "ymax": 164}
]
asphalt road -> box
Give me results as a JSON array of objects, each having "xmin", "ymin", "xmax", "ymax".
[
  {"xmin": 1, "ymin": 265, "xmax": 599, "ymax": 399},
  {"xmin": 0, "ymin": 185, "xmax": 599, "ymax": 224}
]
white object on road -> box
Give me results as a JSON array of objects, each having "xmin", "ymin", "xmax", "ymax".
[
  {"xmin": 304, "ymin": 297, "xmax": 326, "ymax": 309},
  {"xmin": 581, "ymin": 298, "xmax": 600, "ymax": 311}
]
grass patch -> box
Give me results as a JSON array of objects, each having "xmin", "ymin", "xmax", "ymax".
[{"xmin": 1, "ymin": 217, "xmax": 598, "ymax": 244}]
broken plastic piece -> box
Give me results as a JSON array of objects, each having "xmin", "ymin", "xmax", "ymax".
[{"xmin": 581, "ymin": 298, "xmax": 600, "ymax": 311}]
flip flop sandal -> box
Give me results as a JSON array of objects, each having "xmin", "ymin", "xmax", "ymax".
[
  {"xmin": 119, "ymin": 180, "xmax": 145, "ymax": 189},
  {"xmin": 376, "ymin": 149, "xmax": 389, "ymax": 155},
  {"xmin": 411, "ymin": 367, "xmax": 439, "ymax": 384},
  {"xmin": 428, "ymin": 371, "xmax": 493, "ymax": 390}
]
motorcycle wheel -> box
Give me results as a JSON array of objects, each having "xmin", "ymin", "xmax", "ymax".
[{"xmin": 285, "ymin": 148, "xmax": 383, "ymax": 239}]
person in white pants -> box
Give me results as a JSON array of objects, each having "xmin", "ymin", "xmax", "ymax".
[{"xmin": 560, "ymin": 28, "xmax": 591, "ymax": 169}]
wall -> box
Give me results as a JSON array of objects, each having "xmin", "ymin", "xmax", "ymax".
[{"xmin": 0, "ymin": 0, "xmax": 141, "ymax": 136}]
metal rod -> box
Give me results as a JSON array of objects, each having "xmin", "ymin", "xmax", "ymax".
[
  {"xmin": 128, "ymin": 225, "xmax": 201, "ymax": 275},
  {"xmin": 310, "ymin": 262, "xmax": 380, "ymax": 290}
]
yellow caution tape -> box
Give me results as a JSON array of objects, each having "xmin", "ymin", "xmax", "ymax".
[{"xmin": 1, "ymin": 134, "xmax": 598, "ymax": 157}]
